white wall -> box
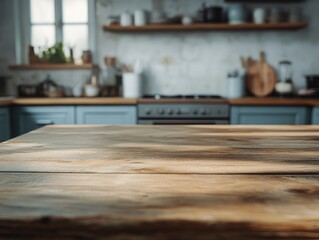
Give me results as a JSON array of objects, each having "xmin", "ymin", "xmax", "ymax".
[
  {"xmin": 1, "ymin": 0, "xmax": 319, "ymax": 96},
  {"xmin": 96, "ymin": 0, "xmax": 319, "ymax": 95}
]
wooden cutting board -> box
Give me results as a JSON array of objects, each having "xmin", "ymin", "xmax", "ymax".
[{"xmin": 246, "ymin": 52, "xmax": 276, "ymax": 97}]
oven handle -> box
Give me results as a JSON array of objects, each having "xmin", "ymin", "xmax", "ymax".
[{"xmin": 149, "ymin": 119, "xmax": 227, "ymax": 125}]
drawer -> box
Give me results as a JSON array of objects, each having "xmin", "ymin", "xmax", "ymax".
[
  {"xmin": 13, "ymin": 106, "xmax": 75, "ymax": 136},
  {"xmin": 76, "ymin": 106, "xmax": 137, "ymax": 124},
  {"xmin": 231, "ymin": 106, "xmax": 310, "ymax": 125}
]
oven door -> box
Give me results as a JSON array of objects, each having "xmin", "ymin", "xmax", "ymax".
[{"xmin": 138, "ymin": 119, "xmax": 229, "ymax": 125}]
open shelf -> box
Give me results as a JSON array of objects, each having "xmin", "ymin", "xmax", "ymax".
[
  {"xmin": 225, "ymin": 0, "xmax": 304, "ymax": 2},
  {"xmin": 9, "ymin": 64, "xmax": 96, "ymax": 70},
  {"xmin": 103, "ymin": 22, "xmax": 307, "ymax": 32}
]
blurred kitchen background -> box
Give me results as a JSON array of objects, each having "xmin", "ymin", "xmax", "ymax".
[{"xmin": 0, "ymin": 0, "xmax": 318, "ymax": 97}]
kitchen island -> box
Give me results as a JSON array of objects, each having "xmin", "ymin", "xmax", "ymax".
[{"xmin": 0, "ymin": 125, "xmax": 319, "ymax": 239}]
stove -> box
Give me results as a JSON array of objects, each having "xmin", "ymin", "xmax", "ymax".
[
  {"xmin": 143, "ymin": 94, "xmax": 223, "ymax": 100},
  {"xmin": 138, "ymin": 95, "xmax": 229, "ymax": 125}
]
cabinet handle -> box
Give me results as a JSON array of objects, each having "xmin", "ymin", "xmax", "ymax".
[{"xmin": 36, "ymin": 120, "xmax": 54, "ymax": 126}]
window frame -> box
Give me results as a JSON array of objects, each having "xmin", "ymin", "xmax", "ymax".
[{"xmin": 13, "ymin": 0, "xmax": 96, "ymax": 64}]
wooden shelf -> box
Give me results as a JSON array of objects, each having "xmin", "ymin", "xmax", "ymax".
[
  {"xmin": 9, "ymin": 64, "xmax": 96, "ymax": 70},
  {"xmin": 104, "ymin": 22, "xmax": 307, "ymax": 32},
  {"xmin": 225, "ymin": 0, "xmax": 304, "ymax": 2}
]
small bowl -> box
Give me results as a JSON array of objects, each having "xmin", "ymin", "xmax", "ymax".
[{"xmin": 85, "ymin": 84, "xmax": 99, "ymax": 97}]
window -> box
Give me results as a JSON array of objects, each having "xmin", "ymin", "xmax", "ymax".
[
  {"xmin": 15, "ymin": 0, "xmax": 95, "ymax": 63},
  {"xmin": 30, "ymin": 0, "xmax": 56, "ymax": 48}
]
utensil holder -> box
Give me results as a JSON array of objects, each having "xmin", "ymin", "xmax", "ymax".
[{"xmin": 123, "ymin": 73, "xmax": 142, "ymax": 98}]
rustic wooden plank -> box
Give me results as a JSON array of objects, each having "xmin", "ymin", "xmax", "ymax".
[
  {"xmin": 9, "ymin": 64, "xmax": 96, "ymax": 70},
  {"xmin": 0, "ymin": 173, "xmax": 318, "ymax": 238},
  {"xmin": 1, "ymin": 125, "xmax": 319, "ymax": 174},
  {"xmin": 104, "ymin": 22, "xmax": 307, "ymax": 32},
  {"xmin": 1, "ymin": 125, "xmax": 319, "ymax": 238},
  {"xmin": 1, "ymin": 218, "xmax": 318, "ymax": 240}
]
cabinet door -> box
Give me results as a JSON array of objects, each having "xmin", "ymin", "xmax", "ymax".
[
  {"xmin": 0, "ymin": 108, "xmax": 10, "ymax": 142},
  {"xmin": 231, "ymin": 106, "xmax": 310, "ymax": 125},
  {"xmin": 76, "ymin": 106, "xmax": 137, "ymax": 124},
  {"xmin": 14, "ymin": 106, "xmax": 75, "ymax": 136},
  {"xmin": 312, "ymin": 107, "xmax": 319, "ymax": 125}
]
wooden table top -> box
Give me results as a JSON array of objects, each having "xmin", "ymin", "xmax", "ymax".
[{"xmin": 0, "ymin": 125, "xmax": 319, "ymax": 239}]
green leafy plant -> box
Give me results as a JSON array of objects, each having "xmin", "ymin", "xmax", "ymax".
[{"xmin": 41, "ymin": 43, "xmax": 67, "ymax": 64}]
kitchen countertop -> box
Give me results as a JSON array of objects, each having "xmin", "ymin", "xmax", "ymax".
[
  {"xmin": 0, "ymin": 125, "xmax": 318, "ymax": 239},
  {"xmin": 0, "ymin": 97, "xmax": 138, "ymax": 106},
  {"xmin": 0, "ymin": 97, "xmax": 15, "ymax": 107},
  {"xmin": 229, "ymin": 97, "xmax": 319, "ymax": 106},
  {"xmin": 0, "ymin": 97, "xmax": 318, "ymax": 106}
]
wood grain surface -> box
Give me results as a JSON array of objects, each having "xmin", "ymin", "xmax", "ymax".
[
  {"xmin": 1, "ymin": 125, "xmax": 319, "ymax": 174},
  {"xmin": 1, "ymin": 173, "xmax": 319, "ymax": 239},
  {"xmin": 9, "ymin": 64, "xmax": 96, "ymax": 70},
  {"xmin": 11, "ymin": 97, "xmax": 138, "ymax": 105},
  {"xmin": 0, "ymin": 125, "xmax": 319, "ymax": 239},
  {"xmin": 103, "ymin": 22, "xmax": 307, "ymax": 32}
]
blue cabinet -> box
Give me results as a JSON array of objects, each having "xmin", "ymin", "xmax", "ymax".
[
  {"xmin": 13, "ymin": 106, "xmax": 75, "ymax": 136},
  {"xmin": 231, "ymin": 106, "xmax": 310, "ymax": 125},
  {"xmin": 76, "ymin": 106, "xmax": 137, "ymax": 124},
  {"xmin": 0, "ymin": 108, "xmax": 10, "ymax": 142},
  {"xmin": 312, "ymin": 107, "xmax": 319, "ymax": 125}
]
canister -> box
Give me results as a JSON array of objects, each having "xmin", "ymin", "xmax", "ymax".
[
  {"xmin": 123, "ymin": 73, "xmax": 142, "ymax": 98},
  {"xmin": 134, "ymin": 10, "xmax": 147, "ymax": 26},
  {"xmin": 227, "ymin": 70, "xmax": 245, "ymax": 99}
]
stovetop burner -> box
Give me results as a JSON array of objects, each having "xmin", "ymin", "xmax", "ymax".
[{"xmin": 143, "ymin": 94, "xmax": 223, "ymax": 100}]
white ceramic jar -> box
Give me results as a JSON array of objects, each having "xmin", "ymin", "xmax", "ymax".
[
  {"xmin": 253, "ymin": 8, "xmax": 266, "ymax": 24},
  {"xmin": 227, "ymin": 70, "xmax": 245, "ymax": 99},
  {"xmin": 120, "ymin": 11, "xmax": 133, "ymax": 26},
  {"xmin": 123, "ymin": 73, "xmax": 142, "ymax": 98},
  {"xmin": 134, "ymin": 10, "xmax": 147, "ymax": 26},
  {"xmin": 72, "ymin": 84, "xmax": 83, "ymax": 97}
]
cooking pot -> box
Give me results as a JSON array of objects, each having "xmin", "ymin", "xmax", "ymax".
[
  {"xmin": 18, "ymin": 85, "xmax": 38, "ymax": 97},
  {"xmin": 305, "ymin": 75, "xmax": 319, "ymax": 90},
  {"xmin": 205, "ymin": 6, "xmax": 224, "ymax": 23},
  {"xmin": 37, "ymin": 75, "xmax": 58, "ymax": 97}
]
